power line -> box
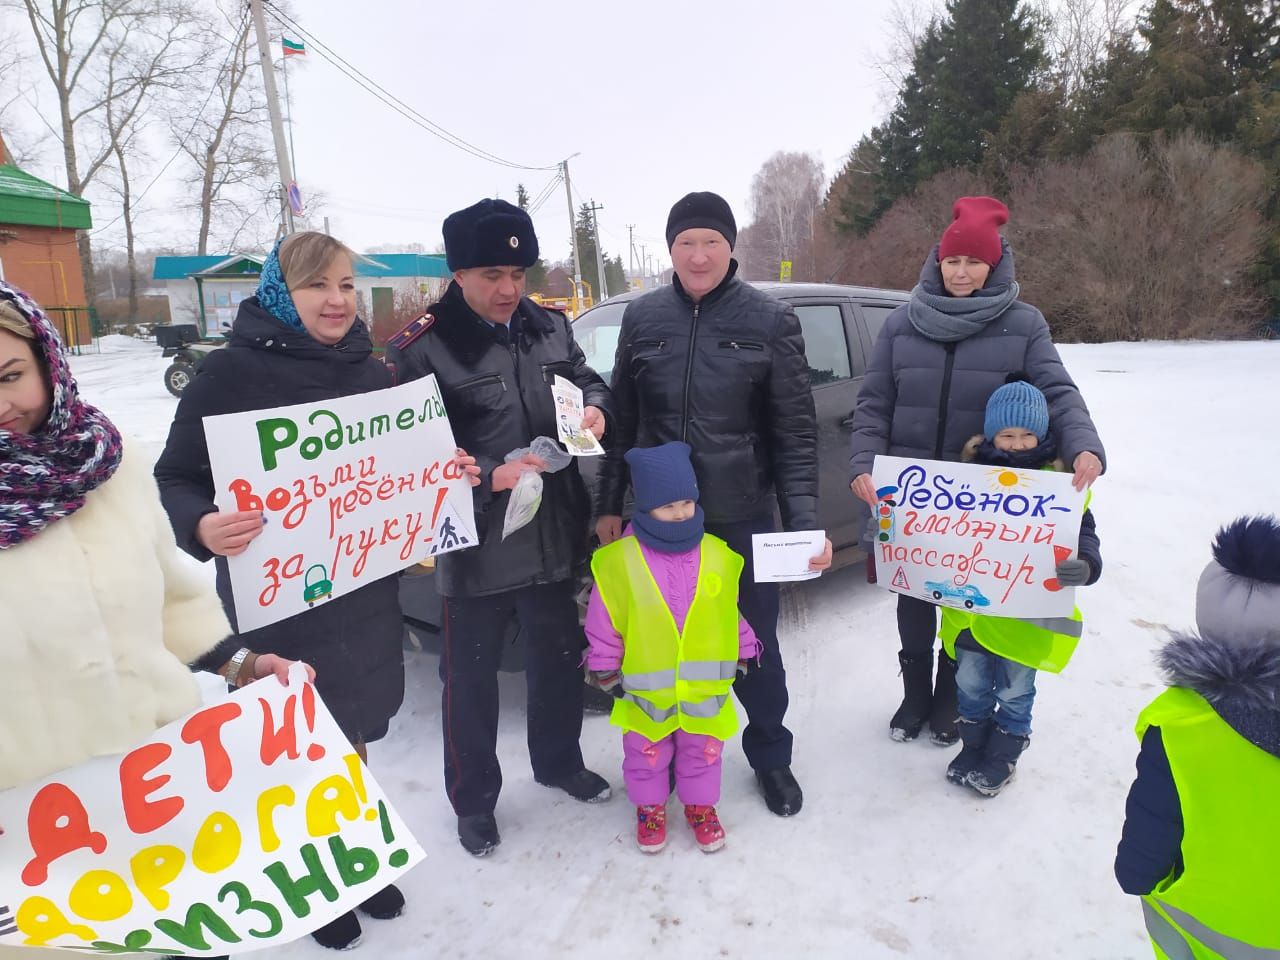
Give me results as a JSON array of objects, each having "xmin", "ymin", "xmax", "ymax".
[
  {"xmin": 527, "ymin": 171, "xmax": 563, "ymax": 216},
  {"xmin": 261, "ymin": 1, "xmax": 558, "ymax": 173}
]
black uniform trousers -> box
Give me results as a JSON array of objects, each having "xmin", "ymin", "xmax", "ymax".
[
  {"xmin": 440, "ymin": 580, "xmax": 586, "ymax": 816},
  {"xmin": 706, "ymin": 514, "xmax": 794, "ymax": 772}
]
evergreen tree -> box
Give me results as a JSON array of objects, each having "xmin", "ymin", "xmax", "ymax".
[
  {"xmin": 605, "ymin": 255, "xmax": 627, "ymax": 299},
  {"xmin": 1120, "ymin": 0, "xmax": 1279, "ymax": 309},
  {"xmin": 825, "ymin": 136, "xmax": 885, "ymax": 234},
  {"xmin": 870, "ymin": 0, "xmax": 1046, "ymax": 222},
  {"xmin": 515, "ymin": 181, "xmax": 548, "ymax": 293},
  {"xmin": 569, "ymin": 203, "xmax": 598, "ymax": 299}
]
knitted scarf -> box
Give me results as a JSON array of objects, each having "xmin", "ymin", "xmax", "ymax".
[
  {"xmin": 908, "ymin": 275, "xmax": 1020, "ymax": 343},
  {"xmin": 969, "ymin": 436, "xmax": 1060, "ymax": 470},
  {"xmin": 255, "ymin": 237, "xmax": 304, "ymax": 331},
  {"xmin": 0, "ymin": 282, "xmax": 123, "ymax": 549},
  {"xmin": 631, "ymin": 505, "xmax": 706, "ymax": 554}
]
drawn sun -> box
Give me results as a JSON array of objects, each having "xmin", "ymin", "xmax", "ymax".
[{"xmin": 988, "ymin": 467, "xmax": 1029, "ymax": 489}]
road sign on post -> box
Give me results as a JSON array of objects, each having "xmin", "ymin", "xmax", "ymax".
[
  {"xmin": 780, "ymin": 260, "xmax": 793, "ymax": 282},
  {"xmin": 287, "ymin": 181, "xmax": 304, "ymax": 217}
]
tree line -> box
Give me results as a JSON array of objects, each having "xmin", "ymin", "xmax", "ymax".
[{"xmin": 736, "ymin": 0, "xmax": 1278, "ymax": 340}]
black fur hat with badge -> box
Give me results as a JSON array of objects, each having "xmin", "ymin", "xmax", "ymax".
[{"xmin": 443, "ymin": 198, "xmax": 540, "ymax": 271}]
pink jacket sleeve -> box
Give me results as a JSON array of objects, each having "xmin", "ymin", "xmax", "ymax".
[
  {"xmin": 738, "ymin": 615, "xmax": 762, "ymax": 662},
  {"xmin": 584, "ymin": 584, "xmax": 624, "ymax": 671}
]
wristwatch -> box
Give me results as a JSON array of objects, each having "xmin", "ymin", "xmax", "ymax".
[{"xmin": 225, "ymin": 647, "xmax": 252, "ymax": 688}]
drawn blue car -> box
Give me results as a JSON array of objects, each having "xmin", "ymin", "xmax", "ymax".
[{"xmin": 924, "ymin": 580, "xmax": 991, "ymax": 609}]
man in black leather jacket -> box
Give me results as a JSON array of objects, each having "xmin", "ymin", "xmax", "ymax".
[
  {"xmin": 594, "ymin": 191, "xmax": 831, "ymax": 817},
  {"xmin": 386, "ymin": 199, "xmax": 614, "ymax": 856}
]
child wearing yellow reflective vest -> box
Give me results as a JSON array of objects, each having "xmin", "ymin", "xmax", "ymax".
[
  {"xmin": 584, "ymin": 442, "xmax": 760, "ymax": 854},
  {"xmin": 1116, "ymin": 515, "xmax": 1280, "ymax": 959},
  {"xmin": 940, "ymin": 376, "xmax": 1103, "ymax": 796}
]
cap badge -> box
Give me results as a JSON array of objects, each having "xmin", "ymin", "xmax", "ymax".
[{"xmin": 509, "ymin": 236, "xmax": 519, "ymax": 249}]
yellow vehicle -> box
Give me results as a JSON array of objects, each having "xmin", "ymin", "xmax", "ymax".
[{"xmin": 529, "ymin": 280, "xmax": 593, "ymax": 319}]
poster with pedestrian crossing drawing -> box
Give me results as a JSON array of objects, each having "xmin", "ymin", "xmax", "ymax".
[{"xmin": 203, "ymin": 375, "xmax": 477, "ymax": 632}]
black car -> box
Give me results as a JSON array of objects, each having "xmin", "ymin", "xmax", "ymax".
[{"xmin": 399, "ymin": 281, "xmax": 909, "ymax": 668}]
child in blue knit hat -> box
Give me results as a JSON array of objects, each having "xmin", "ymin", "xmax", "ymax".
[
  {"xmin": 583, "ymin": 441, "xmax": 760, "ymax": 853},
  {"xmin": 939, "ymin": 374, "xmax": 1104, "ymax": 796}
]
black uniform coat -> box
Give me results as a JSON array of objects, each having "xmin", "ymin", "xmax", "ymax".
[
  {"xmin": 384, "ymin": 281, "xmax": 612, "ymax": 598},
  {"xmin": 154, "ymin": 298, "xmax": 405, "ymax": 743}
]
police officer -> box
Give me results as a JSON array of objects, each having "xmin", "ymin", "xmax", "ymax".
[{"xmin": 386, "ymin": 199, "xmax": 613, "ymax": 856}]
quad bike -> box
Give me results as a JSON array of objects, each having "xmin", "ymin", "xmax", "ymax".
[{"xmin": 157, "ymin": 324, "xmax": 226, "ymax": 397}]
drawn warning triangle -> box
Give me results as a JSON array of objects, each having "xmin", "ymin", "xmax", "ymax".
[
  {"xmin": 891, "ymin": 566, "xmax": 911, "ymax": 591},
  {"xmin": 427, "ymin": 495, "xmax": 477, "ymax": 557}
]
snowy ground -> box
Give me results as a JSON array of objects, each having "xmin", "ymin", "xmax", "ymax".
[{"xmin": 71, "ymin": 336, "xmax": 1280, "ymax": 960}]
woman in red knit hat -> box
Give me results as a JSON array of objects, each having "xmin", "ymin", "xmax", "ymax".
[{"xmin": 847, "ymin": 197, "xmax": 1106, "ymax": 748}]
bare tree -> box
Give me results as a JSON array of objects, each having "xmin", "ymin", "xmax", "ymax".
[
  {"xmin": 1033, "ymin": 0, "xmax": 1138, "ymax": 92},
  {"xmin": 97, "ymin": 12, "xmax": 193, "ymax": 314},
  {"xmin": 1008, "ymin": 131, "xmax": 1266, "ymax": 340},
  {"xmin": 176, "ymin": 2, "xmax": 273, "ymax": 255},
  {"xmin": 868, "ymin": 0, "xmax": 943, "ymax": 103},
  {"xmin": 747, "ymin": 151, "xmax": 825, "ymax": 278},
  {"xmin": 0, "ymin": 23, "xmax": 49, "ymax": 166},
  {"xmin": 16, "ymin": 0, "xmax": 195, "ymax": 303}
]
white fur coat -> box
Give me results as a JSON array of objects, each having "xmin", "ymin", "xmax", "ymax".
[{"xmin": 0, "ymin": 444, "xmax": 231, "ymax": 792}]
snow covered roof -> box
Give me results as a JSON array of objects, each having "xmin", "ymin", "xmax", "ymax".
[{"xmin": 0, "ymin": 164, "xmax": 92, "ymax": 230}]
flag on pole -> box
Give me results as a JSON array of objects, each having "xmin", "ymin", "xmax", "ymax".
[{"xmin": 282, "ymin": 37, "xmax": 306, "ymax": 56}]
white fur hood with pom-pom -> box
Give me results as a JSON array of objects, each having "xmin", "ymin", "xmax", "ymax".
[{"xmin": 0, "ymin": 443, "xmax": 231, "ymax": 791}]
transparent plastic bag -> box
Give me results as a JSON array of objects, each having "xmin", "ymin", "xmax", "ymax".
[
  {"xmin": 502, "ymin": 468, "xmax": 543, "ymax": 540},
  {"xmin": 500, "ymin": 436, "xmax": 572, "ymax": 540}
]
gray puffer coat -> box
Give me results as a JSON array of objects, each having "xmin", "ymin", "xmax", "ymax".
[{"xmin": 848, "ymin": 243, "xmax": 1105, "ymax": 478}]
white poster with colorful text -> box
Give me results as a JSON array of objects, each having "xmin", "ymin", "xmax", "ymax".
[
  {"xmin": 203, "ymin": 375, "xmax": 476, "ymax": 632},
  {"xmin": 869, "ymin": 455, "xmax": 1087, "ymax": 618},
  {"xmin": 0, "ymin": 667, "xmax": 424, "ymax": 955}
]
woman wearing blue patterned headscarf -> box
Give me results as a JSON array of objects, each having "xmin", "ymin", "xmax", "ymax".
[{"xmin": 153, "ymin": 232, "xmax": 475, "ymax": 950}]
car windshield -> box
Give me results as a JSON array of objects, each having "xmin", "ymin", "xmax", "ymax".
[{"xmin": 572, "ymin": 301, "xmax": 628, "ymax": 382}]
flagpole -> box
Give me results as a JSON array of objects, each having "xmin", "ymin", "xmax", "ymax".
[
  {"xmin": 282, "ymin": 42, "xmax": 298, "ymax": 188},
  {"xmin": 250, "ymin": 0, "xmax": 294, "ymax": 234}
]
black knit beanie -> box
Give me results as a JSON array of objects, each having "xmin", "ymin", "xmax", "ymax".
[{"xmin": 665, "ymin": 191, "xmax": 737, "ymax": 250}]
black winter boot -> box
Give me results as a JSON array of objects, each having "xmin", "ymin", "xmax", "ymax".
[
  {"xmin": 359, "ymin": 882, "xmax": 405, "ymax": 920},
  {"xmin": 311, "ymin": 910, "xmax": 362, "ymax": 950},
  {"xmin": 889, "ymin": 651, "xmax": 934, "ymax": 742},
  {"xmin": 929, "ymin": 653, "xmax": 960, "ymax": 746},
  {"xmin": 966, "ymin": 727, "xmax": 1030, "ymax": 796},
  {"xmin": 945, "ymin": 717, "xmax": 994, "ymax": 784}
]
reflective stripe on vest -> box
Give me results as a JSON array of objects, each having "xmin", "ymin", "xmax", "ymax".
[
  {"xmin": 1143, "ymin": 899, "xmax": 1280, "ymax": 960},
  {"xmin": 623, "ymin": 669, "xmax": 677, "ymax": 692},
  {"xmin": 591, "ymin": 534, "xmax": 743, "ymax": 740},
  {"xmin": 1135, "ymin": 687, "xmax": 1280, "ymax": 957},
  {"xmin": 680, "ymin": 659, "xmax": 739, "ymax": 681},
  {"xmin": 1020, "ymin": 616, "xmax": 1083, "ymax": 638},
  {"xmin": 618, "ymin": 692, "xmax": 731, "ymax": 723}
]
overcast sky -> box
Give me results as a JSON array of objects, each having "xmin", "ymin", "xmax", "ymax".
[{"xmin": 5, "ymin": 0, "xmax": 908, "ymax": 272}]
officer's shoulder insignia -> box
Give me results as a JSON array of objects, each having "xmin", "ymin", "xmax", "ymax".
[{"xmin": 388, "ymin": 313, "xmax": 436, "ymax": 351}]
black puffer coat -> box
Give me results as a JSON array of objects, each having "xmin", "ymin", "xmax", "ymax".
[
  {"xmin": 849, "ymin": 244, "xmax": 1106, "ymax": 479},
  {"xmin": 384, "ymin": 282, "xmax": 612, "ymax": 598},
  {"xmin": 594, "ymin": 262, "xmax": 819, "ymax": 531},
  {"xmin": 154, "ymin": 298, "xmax": 404, "ymax": 743}
]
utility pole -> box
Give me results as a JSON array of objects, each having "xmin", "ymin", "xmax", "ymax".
[
  {"xmin": 250, "ymin": 0, "xmax": 295, "ymax": 235},
  {"xmin": 627, "ymin": 224, "xmax": 636, "ymax": 290},
  {"xmin": 638, "ymin": 244, "xmax": 647, "ymax": 290},
  {"xmin": 561, "ymin": 158, "xmax": 584, "ymax": 309},
  {"xmin": 587, "ymin": 200, "xmax": 607, "ymax": 301}
]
